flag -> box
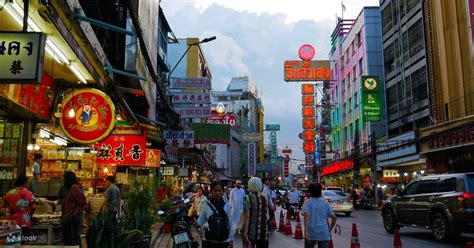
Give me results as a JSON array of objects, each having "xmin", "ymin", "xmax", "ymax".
[{"xmin": 342, "ymin": 1, "xmax": 346, "ymax": 12}]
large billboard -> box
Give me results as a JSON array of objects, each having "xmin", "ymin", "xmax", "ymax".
[{"xmin": 361, "ymin": 76, "xmax": 381, "ymax": 122}]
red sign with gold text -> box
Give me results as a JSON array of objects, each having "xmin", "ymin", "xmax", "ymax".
[
  {"xmin": 0, "ymin": 71, "xmax": 55, "ymax": 120},
  {"xmin": 94, "ymin": 126, "xmax": 146, "ymax": 165},
  {"xmin": 60, "ymin": 88, "xmax": 116, "ymax": 144}
]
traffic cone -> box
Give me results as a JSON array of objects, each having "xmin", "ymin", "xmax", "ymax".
[
  {"xmin": 293, "ymin": 214, "xmax": 303, "ymax": 239},
  {"xmin": 350, "ymin": 223, "xmax": 361, "ymax": 248},
  {"xmin": 284, "ymin": 213, "xmax": 293, "ymax": 235},
  {"xmin": 466, "ymin": 241, "xmax": 473, "ymax": 248},
  {"xmin": 270, "ymin": 210, "xmax": 277, "ymax": 230},
  {"xmin": 278, "ymin": 211, "xmax": 285, "ymax": 232},
  {"xmin": 393, "ymin": 229, "xmax": 402, "ymax": 248}
]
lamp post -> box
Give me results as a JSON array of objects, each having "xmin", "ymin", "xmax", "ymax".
[{"xmin": 167, "ymin": 36, "xmax": 217, "ymax": 81}]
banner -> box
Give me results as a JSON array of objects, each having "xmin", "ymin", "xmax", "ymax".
[
  {"xmin": 362, "ymin": 76, "xmax": 381, "ymax": 122},
  {"xmin": 204, "ymin": 111, "xmax": 239, "ymax": 127},
  {"xmin": 0, "ymin": 71, "xmax": 55, "ymax": 120},
  {"xmin": 192, "ymin": 123, "xmax": 231, "ymax": 144},
  {"xmin": 248, "ymin": 142, "xmax": 256, "ymax": 176},
  {"xmin": 284, "ymin": 60, "xmax": 331, "ymax": 81},
  {"xmin": 145, "ymin": 149, "xmax": 161, "ymax": 168},
  {"xmin": 243, "ymin": 133, "xmax": 260, "ymax": 142},
  {"xmin": 175, "ymin": 107, "xmax": 211, "ymax": 118},
  {"xmin": 95, "ymin": 126, "xmax": 146, "ymax": 166},
  {"xmin": 164, "ymin": 130, "xmax": 194, "ymax": 148},
  {"xmin": 172, "ymin": 92, "xmax": 211, "ymax": 104}
]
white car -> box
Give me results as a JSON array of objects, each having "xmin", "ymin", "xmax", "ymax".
[{"xmin": 323, "ymin": 190, "xmax": 354, "ymax": 216}]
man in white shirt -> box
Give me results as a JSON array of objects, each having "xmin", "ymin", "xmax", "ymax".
[
  {"xmin": 262, "ymin": 178, "xmax": 276, "ymax": 231},
  {"xmin": 229, "ymin": 180, "xmax": 246, "ymax": 234}
]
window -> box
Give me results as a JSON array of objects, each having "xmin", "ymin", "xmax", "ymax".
[
  {"xmin": 345, "ymin": 51, "xmax": 349, "ymax": 63},
  {"xmin": 352, "ymin": 67, "xmax": 357, "ymax": 81},
  {"xmin": 416, "ymin": 180, "xmax": 438, "ymax": 194},
  {"xmin": 356, "ymin": 32, "xmax": 362, "ymax": 47},
  {"xmin": 351, "ymin": 42, "xmax": 355, "ymax": 54},
  {"xmin": 403, "ymin": 181, "xmax": 420, "ymax": 195},
  {"xmin": 407, "ymin": 0, "xmax": 418, "ymax": 11},
  {"xmin": 358, "ymin": 58, "xmax": 363, "ymax": 74},
  {"xmin": 354, "ymin": 91, "xmax": 358, "ymax": 108},
  {"xmin": 408, "ymin": 20, "xmax": 424, "ymax": 56},
  {"xmin": 438, "ymin": 178, "xmax": 457, "ymax": 193},
  {"xmin": 382, "ymin": 4, "xmax": 392, "ymax": 34},
  {"xmin": 384, "ymin": 43, "xmax": 395, "ymax": 73},
  {"xmin": 411, "ymin": 66, "xmax": 428, "ymax": 102}
]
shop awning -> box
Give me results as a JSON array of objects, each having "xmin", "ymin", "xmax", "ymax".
[{"xmin": 379, "ymin": 156, "xmax": 425, "ymax": 167}]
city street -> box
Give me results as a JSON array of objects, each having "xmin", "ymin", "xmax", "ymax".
[{"xmin": 265, "ymin": 208, "xmax": 474, "ymax": 248}]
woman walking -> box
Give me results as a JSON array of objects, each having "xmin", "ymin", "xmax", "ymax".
[
  {"xmin": 62, "ymin": 171, "xmax": 87, "ymax": 247},
  {"xmin": 197, "ymin": 181, "xmax": 233, "ymax": 248}
]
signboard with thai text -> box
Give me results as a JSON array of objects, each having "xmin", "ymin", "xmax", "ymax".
[
  {"xmin": 175, "ymin": 107, "xmax": 211, "ymax": 118},
  {"xmin": 284, "ymin": 60, "xmax": 331, "ymax": 82},
  {"xmin": 172, "ymin": 92, "xmax": 211, "ymax": 104},
  {"xmin": 170, "ymin": 77, "xmax": 211, "ymax": 90},
  {"xmin": 204, "ymin": 111, "xmax": 239, "ymax": 127},
  {"xmin": 362, "ymin": 76, "xmax": 381, "ymax": 122},
  {"xmin": 248, "ymin": 142, "xmax": 256, "ymax": 176},
  {"xmin": 95, "ymin": 126, "xmax": 146, "ymax": 166},
  {"xmin": 0, "ymin": 32, "xmax": 46, "ymax": 83},
  {"xmin": 164, "ymin": 130, "xmax": 194, "ymax": 148},
  {"xmin": 59, "ymin": 88, "xmax": 116, "ymax": 144},
  {"xmin": 0, "ymin": 71, "xmax": 55, "ymax": 120},
  {"xmin": 161, "ymin": 166, "xmax": 175, "ymax": 176}
]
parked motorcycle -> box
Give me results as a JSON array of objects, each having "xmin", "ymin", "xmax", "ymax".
[{"xmin": 158, "ymin": 199, "xmax": 199, "ymax": 248}]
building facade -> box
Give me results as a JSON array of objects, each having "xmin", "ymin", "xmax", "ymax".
[{"xmin": 329, "ymin": 7, "xmax": 386, "ymax": 158}]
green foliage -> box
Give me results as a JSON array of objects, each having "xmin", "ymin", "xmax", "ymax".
[{"xmin": 86, "ymin": 180, "xmax": 155, "ymax": 248}]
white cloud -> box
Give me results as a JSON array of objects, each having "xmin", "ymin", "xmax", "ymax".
[{"xmin": 161, "ymin": 0, "xmax": 380, "ymax": 159}]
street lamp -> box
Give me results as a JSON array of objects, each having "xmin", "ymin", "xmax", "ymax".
[{"xmin": 167, "ymin": 36, "xmax": 217, "ymax": 81}]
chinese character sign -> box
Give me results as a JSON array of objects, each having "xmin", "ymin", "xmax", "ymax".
[
  {"xmin": 164, "ymin": 130, "xmax": 194, "ymax": 148},
  {"xmin": 95, "ymin": 126, "xmax": 146, "ymax": 165},
  {"xmin": 59, "ymin": 88, "xmax": 116, "ymax": 144},
  {"xmin": 0, "ymin": 32, "xmax": 46, "ymax": 83}
]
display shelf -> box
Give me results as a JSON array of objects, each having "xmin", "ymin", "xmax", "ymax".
[
  {"xmin": 0, "ymin": 164, "xmax": 17, "ymax": 168},
  {"xmin": 0, "ymin": 228, "xmax": 21, "ymax": 238}
]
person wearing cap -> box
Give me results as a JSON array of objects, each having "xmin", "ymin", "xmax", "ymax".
[
  {"xmin": 229, "ymin": 180, "xmax": 246, "ymax": 234},
  {"xmin": 242, "ymin": 177, "xmax": 270, "ymax": 248}
]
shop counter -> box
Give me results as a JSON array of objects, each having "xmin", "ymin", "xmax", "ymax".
[{"xmin": 22, "ymin": 223, "xmax": 62, "ymax": 245}]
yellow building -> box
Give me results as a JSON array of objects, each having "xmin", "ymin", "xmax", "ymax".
[{"xmin": 420, "ymin": 0, "xmax": 474, "ymax": 173}]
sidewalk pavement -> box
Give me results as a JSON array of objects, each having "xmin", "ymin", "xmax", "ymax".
[{"xmin": 151, "ymin": 222, "xmax": 173, "ymax": 248}]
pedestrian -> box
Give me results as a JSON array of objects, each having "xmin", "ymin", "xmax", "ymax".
[
  {"xmin": 102, "ymin": 175, "xmax": 121, "ymax": 218},
  {"xmin": 62, "ymin": 170, "xmax": 88, "ymax": 247},
  {"xmin": 242, "ymin": 177, "xmax": 270, "ymax": 248},
  {"xmin": 261, "ymin": 178, "xmax": 275, "ymax": 230},
  {"xmin": 32, "ymin": 153, "xmax": 42, "ymax": 193},
  {"xmin": 229, "ymin": 180, "xmax": 246, "ymax": 234},
  {"xmin": 190, "ymin": 188, "xmax": 208, "ymax": 219},
  {"xmin": 2, "ymin": 176, "xmax": 38, "ymax": 231},
  {"xmin": 197, "ymin": 181, "xmax": 233, "ymax": 248},
  {"xmin": 302, "ymin": 183, "xmax": 337, "ymax": 248}
]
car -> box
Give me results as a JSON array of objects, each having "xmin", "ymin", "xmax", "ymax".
[
  {"xmin": 323, "ymin": 186, "xmax": 345, "ymax": 193},
  {"xmin": 323, "ymin": 190, "xmax": 353, "ymax": 216},
  {"xmin": 382, "ymin": 173, "xmax": 474, "ymax": 242}
]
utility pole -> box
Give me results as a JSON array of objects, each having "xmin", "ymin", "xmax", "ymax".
[
  {"xmin": 370, "ymin": 131, "xmax": 379, "ymax": 208},
  {"xmin": 352, "ymin": 128, "xmax": 360, "ymax": 209}
]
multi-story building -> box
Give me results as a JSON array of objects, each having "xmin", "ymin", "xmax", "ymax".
[
  {"xmin": 376, "ymin": 0, "xmax": 430, "ymax": 181},
  {"xmin": 326, "ymin": 7, "xmax": 385, "ymax": 189},
  {"xmin": 212, "ymin": 76, "xmax": 264, "ymax": 178},
  {"xmin": 417, "ymin": 0, "xmax": 474, "ymax": 174},
  {"xmin": 329, "ymin": 7, "xmax": 386, "ymax": 157}
]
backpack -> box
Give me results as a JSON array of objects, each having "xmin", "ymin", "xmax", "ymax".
[{"xmin": 205, "ymin": 201, "xmax": 230, "ymax": 242}]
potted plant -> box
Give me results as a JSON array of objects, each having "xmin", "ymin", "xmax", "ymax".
[{"xmin": 86, "ymin": 180, "xmax": 155, "ymax": 248}]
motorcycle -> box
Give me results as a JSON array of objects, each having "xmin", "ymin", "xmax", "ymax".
[{"xmin": 158, "ymin": 198, "xmax": 199, "ymax": 248}]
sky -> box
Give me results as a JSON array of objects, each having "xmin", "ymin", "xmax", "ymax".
[{"xmin": 161, "ymin": 0, "xmax": 380, "ymax": 160}]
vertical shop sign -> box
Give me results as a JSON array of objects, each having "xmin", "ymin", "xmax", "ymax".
[
  {"xmin": 0, "ymin": 32, "xmax": 46, "ymax": 83},
  {"xmin": 95, "ymin": 126, "xmax": 146, "ymax": 165},
  {"xmin": 248, "ymin": 142, "xmax": 256, "ymax": 176},
  {"xmin": 361, "ymin": 76, "xmax": 381, "ymax": 122}
]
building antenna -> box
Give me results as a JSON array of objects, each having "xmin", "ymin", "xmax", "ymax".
[{"xmin": 341, "ymin": 0, "xmax": 346, "ymax": 20}]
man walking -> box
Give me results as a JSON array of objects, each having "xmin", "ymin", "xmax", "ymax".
[
  {"xmin": 261, "ymin": 178, "xmax": 275, "ymax": 230},
  {"xmin": 229, "ymin": 180, "xmax": 246, "ymax": 234}
]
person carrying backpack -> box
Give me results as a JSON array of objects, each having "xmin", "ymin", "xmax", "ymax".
[
  {"xmin": 198, "ymin": 181, "xmax": 234, "ymax": 248},
  {"xmin": 242, "ymin": 177, "xmax": 269, "ymax": 248}
]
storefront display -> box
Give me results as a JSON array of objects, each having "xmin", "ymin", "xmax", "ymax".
[{"xmin": 0, "ymin": 220, "xmax": 22, "ymax": 245}]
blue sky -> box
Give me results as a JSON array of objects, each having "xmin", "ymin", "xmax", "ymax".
[{"xmin": 161, "ymin": 0, "xmax": 379, "ymax": 160}]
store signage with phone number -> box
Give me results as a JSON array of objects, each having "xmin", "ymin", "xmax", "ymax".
[{"xmin": 59, "ymin": 88, "xmax": 116, "ymax": 144}]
